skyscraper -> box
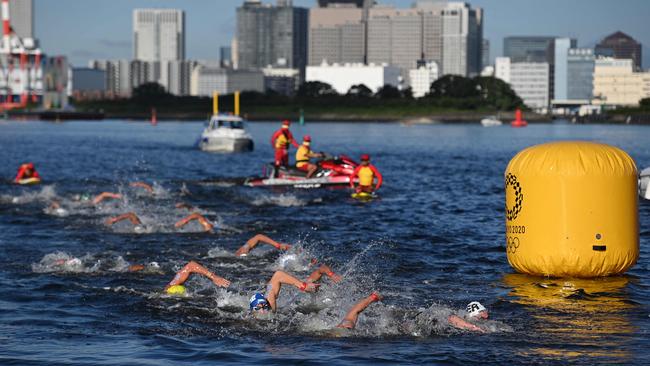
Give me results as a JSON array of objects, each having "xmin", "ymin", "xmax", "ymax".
[
  {"xmin": 567, "ymin": 48, "xmax": 595, "ymax": 100},
  {"xmin": 133, "ymin": 9, "xmax": 185, "ymax": 62},
  {"xmin": 553, "ymin": 37, "xmax": 577, "ymax": 101},
  {"xmin": 441, "ymin": 2, "xmax": 483, "ymax": 77},
  {"xmin": 596, "ymin": 31, "xmax": 642, "ymax": 70},
  {"xmin": 504, "ymin": 36, "xmax": 556, "ymax": 63},
  {"xmin": 1, "ymin": 0, "xmax": 33, "ymax": 39},
  {"xmin": 309, "ymin": 5, "xmax": 365, "ymax": 65},
  {"xmin": 236, "ymin": 0, "xmax": 308, "ymax": 71}
]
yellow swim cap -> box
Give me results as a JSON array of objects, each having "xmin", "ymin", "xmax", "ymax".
[{"xmin": 166, "ymin": 285, "xmax": 186, "ymax": 295}]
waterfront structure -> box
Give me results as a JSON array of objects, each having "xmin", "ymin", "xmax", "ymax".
[
  {"xmin": 133, "ymin": 9, "xmax": 185, "ymax": 62},
  {"xmin": 567, "ymin": 48, "xmax": 595, "ymax": 101},
  {"xmin": 503, "ymin": 36, "xmax": 555, "ymax": 63},
  {"xmin": 262, "ymin": 66, "xmax": 300, "ymax": 95},
  {"xmin": 236, "ymin": 0, "xmax": 308, "ymax": 71},
  {"xmin": 593, "ymin": 58, "xmax": 650, "ymax": 106},
  {"xmin": 596, "ymin": 31, "xmax": 642, "ymax": 70},
  {"xmin": 72, "ymin": 68, "xmax": 105, "ymax": 100},
  {"xmin": 190, "ymin": 65, "xmax": 264, "ymax": 96},
  {"xmin": 553, "ymin": 37, "xmax": 577, "ymax": 101},
  {"xmin": 441, "ymin": 2, "xmax": 483, "ymax": 77},
  {"xmin": 0, "ymin": 0, "xmax": 32, "ymax": 39},
  {"xmin": 495, "ymin": 57, "xmax": 550, "ymax": 110},
  {"xmin": 305, "ymin": 62, "xmax": 400, "ymax": 94},
  {"xmin": 409, "ymin": 61, "xmax": 439, "ymax": 98}
]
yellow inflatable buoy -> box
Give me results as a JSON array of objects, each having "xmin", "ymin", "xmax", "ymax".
[
  {"xmin": 165, "ymin": 285, "xmax": 186, "ymax": 295},
  {"xmin": 504, "ymin": 141, "xmax": 639, "ymax": 277}
]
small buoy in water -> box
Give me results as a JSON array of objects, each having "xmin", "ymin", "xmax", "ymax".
[
  {"xmin": 510, "ymin": 109, "xmax": 527, "ymax": 128},
  {"xmin": 504, "ymin": 141, "xmax": 639, "ymax": 277}
]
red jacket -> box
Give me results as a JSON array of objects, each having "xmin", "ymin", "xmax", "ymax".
[
  {"xmin": 270, "ymin": 128, "xmax": 299, "ymax": 149},
  {"xmin": 349, "ymin": 164, "xmax": 382, "ymax": 190}
]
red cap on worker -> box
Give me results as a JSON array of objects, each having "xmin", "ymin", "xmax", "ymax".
[
  {"xmin": 303, "ymin": 135, "xmax": 311, "ymax": 142},
  {"xmin": 360, "ymin": 154, "xmax": 370, "ymax": 161},
  {"xmin": 22, "ymin": 162, "xmax": 35, "ymax": 168},
  {"xmin": 282, "ymin": 120, "xmax": 291, "ymax": 127}
]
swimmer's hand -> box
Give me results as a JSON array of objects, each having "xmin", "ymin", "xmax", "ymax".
[
  {"xmin": 300, "ymin": 282, "xmax": 320, "ymax": 292},
  {"xmin": 278, "ymin": 243, "xmax": 291, "ymax": 251},
  {"xmin": 370, "ymin": 292, "xmax": 382, "ymax": 302},
  {"xmin": 327, "ymin": 271, "xmax": 342, "ymax": 283},
  {"xmin": 211, "ymin": 275, "xmax": 230, "ymax": 288}
]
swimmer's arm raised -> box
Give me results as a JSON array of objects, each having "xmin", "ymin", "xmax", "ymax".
[
  {"xmin": 337, "ymin": 292, "xmax": 382, "ymax": 329},
  {"xmin": 130, "ymin": 181, "xmax": 154, "ymax": 193},
  {"xmin": 93, "ymin": 192, "xmax": 122, "ymax": 205},
  {"xmin": 306, "ymin": 264, "xmax": 342, "ymax": 283},
  {"xmin": 174, "ymin": 213, "xmax": 213, "ymax": 232},
  {"xmin": 235, "ymin": 234, "xmax": 290, "ymax": 256},
  {"xmin": 448, "ymin": 315, "xmax": 486, "ymax": 333},
  {"xmin": 165, "ymin": 261, "xmax": 230, "ymax": 290},
  {"xmin": 105, "ymin": 212, "xmax": 142, "ymax": 226},
  {"xmin": 266, "ymin": 271, "xmax": 320, "ymax": 311}
]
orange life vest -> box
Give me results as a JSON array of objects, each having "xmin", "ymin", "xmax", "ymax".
[
  {"xmin": 358, "ymin": 166, "xmax": 374, "ymax": 186},
  {"xmin": 295, "ymin": 145, "xmax": 311, "ymax": 168}
]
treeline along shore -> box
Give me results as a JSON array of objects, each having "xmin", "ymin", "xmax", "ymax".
[{"xmin": 11, "ymin": 76, "xmax": 650, "ymax": 123}]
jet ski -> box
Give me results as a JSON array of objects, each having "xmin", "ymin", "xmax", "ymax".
[{"xmin": 244, "ymin": 154, "xmax": 359, "ymax": 189}]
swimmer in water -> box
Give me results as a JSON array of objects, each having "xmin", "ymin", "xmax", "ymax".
[
  {"xmin": 175, "ymin": 202, "xmax": 195, "ymax": 211},
  {"xmin": 105, "ymin": 212, "xmax": 147, "ymax": 233},
  {"xmin": 335, "ymin": 292, "xmax": 383, "ymax": 330},
  {"xmin": 130, "ymin": 181, "xmax": 154, "ymax": 194},
  {"xmin": 234, "ymin": 234, "xmax": 292, "ymax": 257},
  {"xmin": 92, "ymin": 192, "xmax": 123, "ymax": 205},
  {"xmin": 164, "ymin": 261, "xmax": 231, "ymax": 294},
  {"xmin": 447, "ymin": 301, "xmax": 489, "ymax": 333},
  {"xmin": 175, "ymin": 213, "xmax": 213, "ymax": 233},
  {"xmin": 44, "ymin": 200, "xmax": 69, "ymax": 216}
]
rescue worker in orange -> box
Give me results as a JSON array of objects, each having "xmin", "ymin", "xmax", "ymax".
[
  {"xmin": 295, "ymin": 135, "xmax": 323, "ymax": 178},
  {"xmin": 349, "ymin": 154, "xmax": 383, "ymax": 193},
  {"xmin": 270, "ymin": 120, "xmax": 299, "ymax": 171},
  {"xmin": 14, "ymin": 162, "xmax": 40, "ymax": 183}
]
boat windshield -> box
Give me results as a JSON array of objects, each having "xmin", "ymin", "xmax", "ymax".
[
  {"xmin": 208, "ymin": 118, "xmax": 244, "ymax": 129},
  {"xmin": 230, "ymin": 121, "xmax": 243, "ymax": 129}
]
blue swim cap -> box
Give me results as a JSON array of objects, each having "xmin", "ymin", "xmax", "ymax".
[{"xmin": 249, "ymin": 293, "xmax": 269, "ymax": 311}]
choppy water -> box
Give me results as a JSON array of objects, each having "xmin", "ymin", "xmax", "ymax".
[{"xmin": 1, "ymin": 120, "xmax": 649, "ymax": 365}]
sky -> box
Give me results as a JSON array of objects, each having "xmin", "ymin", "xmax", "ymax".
[{"xmin": 35, "ymin": 0, "xmax": 650, "ymax": 69}]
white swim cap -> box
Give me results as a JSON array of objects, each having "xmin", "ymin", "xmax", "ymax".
[
  {"xmin": 466, "ymin": 301, "xmax": 487, "ymax": 318},
  {"xmin": 134, "ymin": 225, "xmax": 146, "ymax": 234}
]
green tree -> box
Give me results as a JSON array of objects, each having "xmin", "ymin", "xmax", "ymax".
[
  {"xmin": 640, "ymin": 97, "xmax": 650, "ymax": 109},
  {"xmin": 474, "ymin": 76, "xmax": 524, "ymax": 110},
  {"xmin": 428, "ymin": 75, "xmax": 479, "ymax": 98},
  {"xmin": 346, "ymin": 84, "xmax": 373, "ymax": 98},
  {"xmin": 375, "ymin": 84, "xmax": 401, "ymax": 99},
  {"xmin": 297, "ymin": 81, "xmax": 338, "ymax": 98},
  {"xmin": 132, "ymin": 82, "xmax": 170, "ymax": 102}
]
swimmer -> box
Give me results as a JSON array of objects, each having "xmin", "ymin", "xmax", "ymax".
[
  {"xmin": 175, "ymin": 202, "xmax": 195, "ymax": 211},
  {"xmin": 336, "ymin": 292, "xmax": 382, "ymax": 330},
  {"xmin": 250, "ymin": 264, "xmax": 342, "ymax": 313},
  {"xmin": 44, "ymin": 200, "xmax": 69, "ymax": 216},
  {"xmin": 130, "ymin": 181, "xmax": 154, "ymax": 194},
  {"xmin": 447, "ymin": 301, "xmax": 489, "ymax": 333},
  {"xmin": 234, "ymin": 234, "xmax": 292, "ymax": 257},
  {"xmin": 105, "ymin": 212, "xmax": 146, "ymax": 233},
  {"xmin": 92, "ymin": 192, "xmax": 123, "ymax": 205},
  {"xmin": 164, "ymin": 261, "xmax": 231, "ymax": 294},
  {"xmin": 175, "ymin": 213, "xmax": 214, "ymax": 233}
]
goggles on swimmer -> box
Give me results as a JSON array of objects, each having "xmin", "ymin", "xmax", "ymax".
[{"xmin": 249, "ymin": 293, "xmax": 271, "ymax": 311}]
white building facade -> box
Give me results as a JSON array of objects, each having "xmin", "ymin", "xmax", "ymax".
[
  {"xmin": 306, "ymin": 62, "xmax": 400, "ymax": 94},
  {"xmin": 495, "ymin": 57, "xmax": 550, "ymax": 110},
  {"xmin": 409, "ymin": 61, "xmax": 439, "ymax": 98},
  {"xmin": 133, "ymin": 9, "xmax": 185, "ymax": 62},
  {"xmin": 190, "ymin": 65, "xmax": 264, "ymax": 96},
  {"xmin": 593, "ymin": 58, "xmax": 650, "ymax": 106}
]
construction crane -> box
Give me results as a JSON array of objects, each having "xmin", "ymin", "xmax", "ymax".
[{"xmin": 0, "ymin": 0, "xmax": 42, "ymax": 111}]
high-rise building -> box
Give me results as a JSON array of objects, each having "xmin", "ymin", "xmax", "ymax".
[
  {"xmin": 1, "ymin": 0, "xmax": 33, "ymax": 39},
  {"xmin": 593, "ymin": 58, "xmax": 650, "ymax": 106},
  {"xmin": 503, "ymin": 36, "xmax": 556, "ymax": 63},
  {"xmin": 567, "ymin": 48, "xmax": 595, "ymax": 100},
  {"xmin": 495, "ymin": 57, "xmax": 550, "ymax": 110},
  {"xmin": 553, "ymin": 37, "xmax": 576, "ymax": 101},
  {"xmin": 482, "ymin": 39, "xmax": 490, "ymax": 67},
  {"xmin": 595, "ymin": 31, "xmax": 642, "ymax": 70},
  {"xmin": 236, "ymin": 0, "xmax": 308, "ymax": 71},
  {"xmin": 220, "ymin": 46, "xmax": 232, "ymax": 68},
  {"xmin": 89, "ymin": 59, "xmax": 131, "ymax": 97},
  {"xmin": 133, "ymin": 9, "xmax": 185, "ymax": 62},
  {"xmin": 190, "ymin": 65, "xmax": 264, "ymax": 96},
  {"xmin": 309, "ymin": 5, "xmax": 365, "ymax": 65},
  {"xmin": 441, "ymin": 2, "xmax": 483, "ymax": 77}
]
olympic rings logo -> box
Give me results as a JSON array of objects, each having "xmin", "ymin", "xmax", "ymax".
[
  {"xmin": 507, "ymin": 236, "xmax": 520, "ymax": 254},
  {"xmin": 505, "ymin": 173, "xmax": 523, "ymax": 221}
]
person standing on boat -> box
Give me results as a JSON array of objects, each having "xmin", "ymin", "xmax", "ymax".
[
  {"xmin": 270, "ymin": 120, "xmax": 299, "ymax": 171},
  {"xmin": 295, "ymin": 135, "xmax": 323, "ymax": 178},
  {"xmin": 14, "ymin": 162, "xmax": 40, "ymax": 183},
  {"xmin": 349, "ymin": 154, "xmax": 383, "ymax": 193}
]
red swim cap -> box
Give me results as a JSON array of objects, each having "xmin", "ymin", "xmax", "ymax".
[
  {"xmin": 303, "ymin": 135, "xmax": 311, "ymax": 142},
  {"xmin": 360, "ymin": 154, "xmax": 370, "ymax": 161}
]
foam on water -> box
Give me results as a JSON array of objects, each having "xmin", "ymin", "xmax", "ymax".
[{"xmin": 251, "ymin": 193, "xmax": 308, "ymax": 207}]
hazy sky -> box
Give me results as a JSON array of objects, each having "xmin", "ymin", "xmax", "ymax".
[{"xmin": 35, "ymin": 0, "xmax": 650, "ymax": 68}]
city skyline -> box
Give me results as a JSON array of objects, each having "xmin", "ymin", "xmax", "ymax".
[{"xmin": 35, "ymin": 0, "xmax": 650, "ymax": 69}]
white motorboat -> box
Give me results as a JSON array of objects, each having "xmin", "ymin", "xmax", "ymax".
[
  {"xmin": 199, "ymin": 114, "xmax": 254, "ymax": 152},
  {"xmin": 640, "ymin": 167, "xmax": 650, "ymax": 199},
  {"xmin": 480, "ymin": 116, "xmax": 503, "ymax": 127},
  {"xmin": 198, "ymin": 91, "xmax": 254, "ymax": 153}
]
